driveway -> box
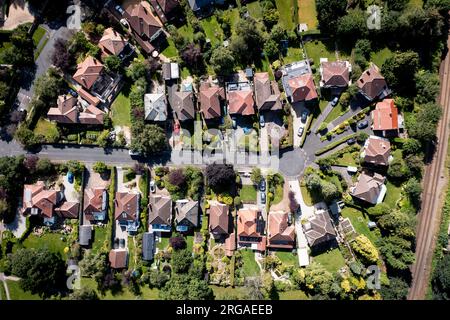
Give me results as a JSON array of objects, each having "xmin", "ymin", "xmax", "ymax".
[
  {"xmin": 62, "ymin": 173, "xmax": 80, "ymax": 203},
  {"xmin": 311, "ymin": 101, "xmax": 333, "ymax": 133},
  {"xmin": 291, "ymin": 102, "xmax": 309, "ymax": 148},
  {"xmin": 260, "ymin": 111, "xmax": 285, "ymax": 154},
  {"xmin": 5, "ymin": 210, "xmax": 27, "ymax": 238}
]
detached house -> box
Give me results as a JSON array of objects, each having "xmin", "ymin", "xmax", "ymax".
[
  {"xmin": 144, "ymin": 92, "xmax": 168, "ymax": 121},
  {"xmin": 208, "ymin": 201, "xmax": 229, "ymax": 238},
  {"xmin": 83, "ymin": 188, "xmax": 108, "ymax": 222},
  {"xmin": 267, "ymin": 211, "xmax": 295, "ymax": 250},
  {"xmin": 174, "ymin": 199, "xmax": 199, "ymax": 232},
  {"xmin": 188, "ymin": 0, "xmax": 224, "ymax": 16},
  {"xmin": 199, "ymin": 81, "xmax": 225, "ymax": 121},
  {"xmin": 303, "ymin": 211, "xmax": 337, "ymax": 248},
  {"xmin": 149, "ymin": 0, "xmax": 181, "ymax": 24},
  {"xmin": 350, "ymin": 171, "xmax": 387, "ymax": 205},
  {"xmin": 371, "ymin": 99, "xmax": 403, "ymax": 137},
  {"xmin": 114, "ymin": 192, "xmax": 140, "ymax": 232},
  {"xmin": 282, "ymin": 60, "xmax": 318, "ymax": 104},
  {"xmin": 149, "ymin": 194, "xmax": 172, "ymax": 232},
  {"xmin": 237, "ymin": 208, "xmax": 266, "ymax": 251},
  {"xmin": 361, "ymin": 136, "xmax": 392, "ymax": 166},
  {"xmin": 319, "ymin": 60, "xmax": 351, "ymax": 91},
  {"xmin": 226, "ymin": 82, "xmax": 255, "ymax": 116},
  {"xmin": 170, "ymin": 88, "xmax": 195, "ymax": 121},
  {"xmin": 98, "ymin": 27, "xmax": 134, "ymax": 60},
  {"xmin": 357, "ymin": 63, "xmax": 390, "ymax": 101},
  {"xmin": 254, "ymin": 72, "xmax": 282, "ymax": 112},
  {"xmin": 47, "ymin": 94, "xmax": 104, "ymax": 125}
]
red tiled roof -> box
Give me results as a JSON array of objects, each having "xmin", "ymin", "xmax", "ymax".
[
  {"xmin": 47, "ymin": 95, "xmax": 78, "ymax": 124},
  {"xmin": 55, "ymin": 202, "xmax": 79, "ymax": 218},
  {"xmin": 84, "ymin": 188, "xmax": 106, "ymax": 219},
  {"xmin": 288, "ymin": 73, "xmax": 318, "ymax": 103},
  {"xmin": 99, "ymin": 27, "xmax": 128, "ymax": 56},
  {"xmin": 126, "ymin": 1, "xmax": 163, "ymax": 41},
  {"xmin": 267, "ymin": 211, "xmax": 295, "ymax": 249},
  {"xmin": 209, "ymin": 202, "xmax": 229, "ymax": 235},
  {"xmin": 364, "ymin": 136, "xmax": 391, "ymax": 166},
  {"xmin": 237, "ymin": 208, "xmax": 262, "ymax": 238},
  {"xmin": 22, "ymin": 181, "xmax": 58, "ymax": 218},
  {"xmin": 254, "ymin": 72, "xmax": 282, "ymax": 111},
  {"xmin": 109, "ymin": 249, "xmax": 128, "ymax": 269},
  {"xmin": 371, "ymin": 99, "xmax": 399, "ymax": 131},
  {"xmin": 79, "ymin": 105, "xmax": 104, "ymax": 125},
  {"xmin": 115, "ymin": 192, "xmax": 139, "ymax": 221},
  {"xmin": 73, "ymin": 56, "xmax": 104, "ymax": 90},
  {"xmin": 321, "ymin": 61, "xmax": 350, "ymax": 87},
  {"xmin": 200, "ymin": 82, "xmax": 224, "ymax": 119},
  {"xmin": 227, "ymin": 90, "xmax": 255, "ymax": 115},
  {"xmin": 357, "ymin": 63, "xmax": 387, "ymax": 100}
]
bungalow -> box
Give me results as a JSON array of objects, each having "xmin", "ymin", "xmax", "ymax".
[
  {"xmin": 267, "ymin": 211, "xmax": 295, "ymax": 250},
  {"xmin": 199, "ymin": 81, "xmax": 225, "ymax": 120},
  {"xmin": 174, "ymin": 199, "xmax": 199, "ymax": 232},
  {"xmin": 114, "ymin": 192, "xmax": 140, "ymax": 232},
  {"xmin": 357, "ymin": 63, "xmax": 390, "ymax": 101},
  {"xmin": 142, "ymin": 232, "xmax": 156, "ymax": 261},
  {"xmin": 282, "ymin": 60, "xmax": 318, "ymax": 104},
  {"xmin": 83, "ymin": 188, "xmax": 108, "ymax": 222},
  {"xmin": 98, "ymin": 27, "xmax": 134, "ymax": 60},
  {"xmin": 371, "ymin": 99, "xmax": 403, "ymax": 137},
  {"xmin": 254, "ymin": 72, "xmax": 282, "ymax": 112},
  {"xmin": 226, "ymin": 82, "xmax": 255, "ymax": 116},
  {"xmin": 209, "ymin": 201, "xmax": 229, "ymax": 238},
  {"xmin": 109, "ymin": 248, "xmax": 128, "ymax": 269},
  {"xmin": 350, "ymin": 171, "xmax": 387, "ymax": 205},
  {"xmin": 148, "ymin": 194, "xmax": 172, "ymax": 232},
  {"xmin": 148, "ymin": 0, "xmax": 181, "ymax": 24},
  {"xmin": 361, "ymin": 135, "xmax": 392, "ymax": 166},
  {"xmin": 303, "ymin": 211, "xmax": 337, "ymax": 248},
  {"xmin": 170, "ymin": 88, "xmax": 195, "ymax": 121},
  {"xmin": 237, "ymin": 208, "xmax": 266, "ymax": 251},
  {"xmin": 319, "ymin": 59, "xmax": 351, "ymax": 90},
  {"xmin": 47, "ymin": 94, "xmax": 104, "ymax": 125},
  {"xmin": 188, "ymin": 0, "xmax": 224, "ymax": 16},
  {"xmin": 123, "ymin": 1, "xmax": 164, "ymax": 54},
  {"xmin": 144, "ymin": 92, "xmax": 168, "ymax": 121},
  {"xmin": 21, "ymin": 181, "xmax": 79, "ymax": 226}
]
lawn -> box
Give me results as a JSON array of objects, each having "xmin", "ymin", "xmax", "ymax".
[
  {"xmin": 6, "ymin": 280, "xmax": 41, "ymax": 300},
  {"xmin": 278, "ymin": 290, "xmax": 309, "ymax": 300},
  {"xmin": 22, "ymin": 232, "xmax": 68, "ymax": 256},
  {"xmin": 298, "ymin": 0, "xmax": 318, "ymax": 30},
  {"xmin": 34, "ymin": 118, "xmax": 59, "ymax": 142},
  {"xmin": 300, "ymin": 185, "xmax": 314, "ymax": 206},
  {"xmin": 304, "ymin": 40, "xmax": 336, "ymax": 65},
  {"xmin": 161, "ymin": 38, "xmax": 178, "ymax": 58},
  {"xmin": 240, "ymin": 249, "xmax": 260, "ymax": 277},
  {"xmin": 283, "ymin": 47, "xmax": 304, "ymax": 64},
  {"xmin": 341, "ymin": 207, "xmax": 379, "ymax": 244},
  {"xmin": 276, "ymin": 251, "xmax": 298, "ymax": 267},
  {"xmin": 276, "ymin": 0, "xmax": 295, "ymax": 31},
  {"xmin": 128, "ymin": 236, "xmax": 137, "ymax": 270},
  {"xmin": 240, "ymin": 185, "xmax": 257, "ymax": 202},
  {"xmin": 333, "ymin": 150, "xmax": 359, "ymax": 167},
  {"xmin": 384, "ymin": 180, "xmax": 403, "ymax": 208},
  {"xmin": 0, "ymin": 280, "xmax": 7, "ymax": 300},
  {"xmin": 370, "ymin": 47, "xmax": 394, "ymax": 68},
  {"xmin": 80, "ymin": 277, "xmax": 159, "ymax": 300},
  {"xmin": 324, "ymin": 103, "xmax": 349, "ymax": 124},
  {"xmin": 311, "ymin": 248, "xmax": 346, "ymax": 273},
  {"xmin": 210, "ymin": 285, "xmax": 246, "ymax": 299},
  {"xmin": 247, "ymin": 1, "xmax": 263, "ymax": 20},
  {"xmin": 91, "ymin": 225, "xmax": 109, "ymax": 254},
  {"xmin": 272, "ymin": 185, "xmax": 284, "ymax": 205},
  {"xmin": 110, "ymin": 83, "xmax": 131, "ymax": 127},
  {"xmin": 178, "ymin": 24, "xmax": 194, "ymax": 42},
  {"xmin": 185, "ymin": 234, "xmax": 194, "ymax": 252},
  {"xmin": 156, "ymin": 235, "xmax": 170, "ymax": 251},
  {"xmin": 32, "ymin": 26, "xmax": 47, "ymax": 46},
  {"xmin": 200, "ymin": 16, "xmax": 223, "ymax": 46}
]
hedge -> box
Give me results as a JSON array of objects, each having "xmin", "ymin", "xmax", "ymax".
[
  {"xmin": 315, "ymin": 133, "xmax": 358, "ymax": 156},
  {"xmin": 300, "ymin": 114, "xmax": 313, "ymax": 148}
]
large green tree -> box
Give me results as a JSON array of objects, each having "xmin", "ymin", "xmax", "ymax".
[
  {"xmin": 316, "ymin": 0, "xmax": 347, "ymax": 35},
  {"xmin": 130, "ymin": 124, "xmax": 167, "ymax": 156},
  {"xmin": 382, "ymin": 51, "xmax": 420, "ymax": 95}
]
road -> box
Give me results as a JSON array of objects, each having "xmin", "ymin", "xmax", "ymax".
[{"xmin": 408, "ymin": 34, "xmax": 450, "ymax": 300}]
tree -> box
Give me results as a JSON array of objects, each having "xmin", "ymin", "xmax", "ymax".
[
  {"xmin": 316, "ymin": 0, "xmax": 347, "ymax": 35},
  {"xmin": 7, "ymin": 248, "xmax": 66, "ymax": 298},
  {"xmin": 170, "ymin": 235, "xmax": 187, "ymax": 251},
  {"xmin": 382, "ymin": 51, "xmax": 420, "ymax": 95},
  {"xmin": 126, "ymin": 59, "xmax": 149, "ymax": 81},
  {"xmin": 407, "ymin": 103, "xmax": 442, "ymax": 141},
  {"xmin": 250, "ymin": 168, "xmax": 263, "ymax": 185},
  {"xmin": 387, "ymin": 158, "xmax": 409, "ymax": 180},
  {"xmin": 415, "ymin": 70, "xmax": 440, "ymax": 104},
  {"xmin": 264, "ymin": 39, "xmax": 279, "ymax": 61},
  {"xmin": 350, "ymin": 235, "xmax": 379, "ymax": 264},
  {"xmin": 262, "ymin": 7, "xmax": 279, "ymax": 28},
  {"xmin": 66, "ymin": 160, "xmax": 84, "ymax": 176},
  {"xmin": 321, "ymin": 181, "xmax": 340, "ymax": 202},
  {"xmin": 181, "ymin": 43, "xmax": 204, "ymax": 72},
  {"xmin": 15, "ymin": 126, "xmax": 41, "ymax": 149},
  {"xmin": 159, "ymin": 274, "xmax": 214, "ymax": 300},
  {"xmin": 378, "ymin": 209, "xmax": 415, "ymax": 239},
  {"xmin": 405, "ymin": 155, "xmax": 424, "ymax": 177},
  {"xmin": 69, "ymin": 287, "xmax": 99, "ymax": 300},
  {"xmin": 23, "ymin": 155, "xmax": 39, "ymax": 174},
  {"xmin": 96, "ymin": 130, "xmax": 111, "ymax": 148},
  {"xmin": 104, "ymin": 55, "xmax": 122, "ymax": 73},
  {"xmin": 36, "ymin": 158, "xmax": 54, "ymax": 176},
  {"xmin": 356, "ymin": 132, "xmax": 369, "ymax": 144},
  {"xmin": 230, "ymin": 17, "xmax": 265, "ymax": 64},
  {"xmin": 302, "ymin": 262, "xmax": 336, "ymax": 296},
  {"xmin": 432, "ymin": 254, "xmax": 450, "ymax": 299},
  {"xmin": 337, "ymin": 9, "xmax": 368, "ymax": 40},
  {"xmin": 304, "ymin": 172, "xmax": 322, "ymax": 191},
  {"xmin": 367, "ymin": 203, "xmax": 391, "ymax": 218},
  {"xmin": 171, "ymin": 249, "xmax": 193, "ymax": 274},
  {"xmin": 168, "ymin": 168, "xmax": 186, "ymax": 187},
  {"xmin": 403, "ymin": 138, "xmax": 422, "ymax": 155},
  {"xmin": 404, "ymin": 178, "xmax": 422, "ymax": 207},
  {"xmin": 93, "ymin": 162, "xmax": 108, "ymax": 175},
  {"xmin": 270, "ymin": 24, "xmax": 286, "ymax": 43},
  {"xmin": 146, "ymin": 269, "xmax": 169, "ymax": 289},
  {"xmin": 209, "ymin": 46, "xmax": 235, "ymax": 75},
  {"xmin": 130, "ymin": 124, "xmax": 167, "ymax": 156},
  {"xmin": 288, "ymin": 191, "xmax": 300, "ymax": 212},
  {"xmin": 0, "ymin": 24, "xmax": 34, "ymax": 68},
  {"xmin": 378, "ymin": 236, "xmax": 415, "ymax": 271},
  {"xmin": 52, "ymin": 38, "xmax": 73, "ymax": 72},
  {"xmin": 205, "ymin": 164, "xmax": 236, "ymax": 193},
  {"xmin": 381, "ymin": 277, "xmax": 409, "ymax": 300}
]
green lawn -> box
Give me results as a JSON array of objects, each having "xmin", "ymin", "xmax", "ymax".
[
  {"xmin": 34, "ymin": 118, "xmax": 59, "ymax": 142},
  {"xmin": 283, "ymin": 47, "xmax": 304, "ymax": 64},
  {"xmin": 22, "ymin": 232, "xmax": 68, "ymax": 256},
  {"xmin": 185, "ymin": 235, "xmax": 194, "ymax": 252},
  {"xmin": 272, "ymin": 185, "xmax": 284, "ymax": 205},
  {"xmin": 333, "ymin": 150, "xmax": 359, "ymax": 167},
  {"xmin": 6, "ymin": 280, "xmax": 41, "ymax": 300},
  {"xmin": 91, "ymin": 225, "xmax": 109, "ymax": 254},
  {"xmin": 32, "ymin": 26, "xmax": 47, "ymax": 46},
  {"xmin": 384, "ymin": 180, "xmax": 403, "ymax": 208},
  {"xmin": 81, "ymin": 277, "xmax": 159, "ymax": 300},
  {"xmin": 128, "ymin": 236, "xmax": 137, "ymax": 270},
  {"xmin": 181, "ymin": 66, "xmax": 191, "ymax": 79},
  {"xmin": 157, "ymin": 236, "xmax": 170, "ymax": 251},
  {"xmin": 210, "ymin": 285, "xmax": 246, "ymax": 299},
  {"xmin": 0, "ymin": 280, "xmax": 7, "ymax": 300},
  {"xmin": 276, "ymin": 0, "xmax": 295, "ymax": 31},
  {"xmin": 305, "ymin": 40, "xmax": 336, "ymax": 65},
  {"xmin": 247, "ymin": 1, "xmax": 263, "ymax": 20},
  {"xmin": 161, "ymin": 38, "xmax": 178, "ymax": 58},
  {"xmin": 341, "ymin": 207, "xmax": 379, "ymax": 244},
  {"xmin": 300, "ymin": 185, "xmax": 314, "ymax": 206},
  {"xmin": 110, "ymin": 83, "xmax": 131, "ymax": 127},
  {"xmin": 311, "ymin": 248, "xmax": 346, "ymax": 273},
  {"xmin": 178, "ymin": 24, "xmax": 194, "ymax": 42},
  {"xmin": 276, "ymin": 251, "xmax": 298, "ymax": 267},
  {"xmin": 200, "ymin": 16, "xmax": 223, "ymax": 46},
  {"xmin": 240, "ymin": 185, "xmax": 257, "ymax": 202},
  {"xmin": 370, "ymin": 47, "xmax": 394, "ymax": 68},
  {"xmin": 278, "ymin": 290, "xmax": 309, "ymax": 300},
  {"xmin": 298, "ymin": 0, "xmax": 318, "ymax": 30},
  {"xmin": 324, "ymin": 103, "xmax": 349, "ymax": 124},
  {"xmin": 240, "ymin": 249, "xmax": 260, "ymax": 277}
]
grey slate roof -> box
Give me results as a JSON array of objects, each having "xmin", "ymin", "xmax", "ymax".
[
  {"xmin": 149, "ymin": 195, "xmax": 172, "ymax": 225},
  {"xmin": 175, "ymin": 199, "xmax": 199, "ymax": 228},
  {"xmin": 145, "ymin": 93, "xmax": 168, "ymax": 121},
  {"xmin": 142, "ymin": 232, "xmax": 155, "ymax": 261},
  {"xmin": 79, "ymin": 225, "xmax": 92, "ymax": 246}
]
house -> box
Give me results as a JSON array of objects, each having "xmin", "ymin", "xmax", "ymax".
[
  {"xmin": 174, "ymin": 199, "xmax": 199, "ymax": 232},
  {"xmin": 188, "ymin": 0, "xmax": 224, "ymax": 16},
  {"xmin": 142, "ymin": 232, "xmax": 155, "ymax": 261},
  {"xmin": 267, "ymin": 211, "xmax": 295, "ymax": 249},
  {"xmin": 84, "ymin": 188, "xmax": 108, "ymax": 222},
  {"xmin": 371, "ymin": 99, "xmax": 403, "ymax": 137},
  {"xmin": 237, "ymin": 208, "xmax": 266, "ymax": 251},
  {"xmin": 114, "ymin": 192, "xmax": 140, "ymax": 232},
  {"xmin": 319, "ymin": 60, "xmax": 351, "ymax": 89},
  {"xmin": 208, "ymin": 201, "xmax": 229, "ymax": 237},
  {"xmin": 357, "ymin": 63, "xmax": 390, "ymax": 101},
  {"xmin": 47, "ymin": 94, "xmax": 104, "ymax": 125},
  {"xmin": 98, "ymin": 27, "xmax": 133, "ymax": 60},
  {"xmin": 350, "ymin": 171, "xmax": 387, "ymax": 205},
  {"xmin": 148, "ymin": 194, "xmax": 172, "ymax": 232},
  {"xmin": 21, "ymin": 181, "xmax": 79, "ymax": 226},
  {"xmin": 144, "ymin": 92, "xmax": 168, "ymax": 121},
  {"xmin": 254, "ymin": 72, "xmax": 282, "ymax": 112},
  {"xmin": 282, "ymin": 60, "xmax": 317, "ymax": 104},
  {"xmin": 73, "ymin": 56, "xmax": 104, "ymax": 91},
  {"xmin": 361, "ymin": 135, "xmax": 392, "ymax": 166},
  {"xmin": 199, "ymin": 81, "xmax": 225, "ymax": 120},
  {"xmin": 148, "ymin": 0, "xmax": 180, "ymax": 24},
  {"xmin": 162, "ymin": 62, "xmax": 180, "ymax": 81},
  {"xmin": 226, "ymin": 82, "xmax": 255, "ymax": 116},
  {"xmin": 79, "ymin": 225, "xmax": 92, "ymax": 246},
  {"xmin": 124, "ymin": 1, "xmax": 164, "ymax": 54},
  {"xmin": 170, "ymin": 89, "xmax": 195, "ymax": 121},
  {"xmin": 109, "ymin": 249, "xmax": 128, "ymax": 269},
  {"xmin": 303, "ymin": 211, "xmax": 337, "ymax": 248}
]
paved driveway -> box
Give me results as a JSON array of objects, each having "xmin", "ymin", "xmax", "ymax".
[{"xmin": 291, "ymin": 102, "xmax": 309, "ymax": 148}]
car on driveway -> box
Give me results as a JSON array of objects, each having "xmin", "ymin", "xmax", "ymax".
[
  {"xmin": 119, "ymin": 238, "xmax": 125, "ymax": 248},
  {"xmin": 347, "ymin": 137, "xmax": 356, "ymax": 145},
  {"xmin": 129, "ymin": 149, "xmax": 140, "ymax": 156},
  {"xmin": 331, "ymin": 97, "xmax": 339, "ymax": 107},
  {"xmin": 115, "ymin": 5, "xmax": 125, "ymax": 15},
  {"xmin": 259, "ymin": 179, "xmax": 266, "ymax": 192},
  {"xmin": 69, "ymin": 89, "xmax": 78, "ymax": 97},
  {"xmin": 260, "ymin": 192, "xmax": 266, "ymax": 204},
  {"xmin": 297, "ymin": 127, "xmax": 304, "ymax": 136},
  {"xmin": 259, "ymin": 114, "xmax": 265, "ymax": 127},
  {"xmin": 150, "ymin": 180, "xmax": 156, "ymax": 193},
  {"xmin": 301, "ymin": 110, "xmax": 309, "ymax": 123},
  {"xmin": 357, "ymin": 120, "xmax": 369, "ymax": 129},
  {"xmin": 67, "ymin": 171, "xmax": 74, "ymax": 184}
]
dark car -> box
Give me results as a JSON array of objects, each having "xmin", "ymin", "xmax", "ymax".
[
  {"xmin": 67, "ymin": 171, "xmax": 74, "ymax": 184},
  {"xmin": 259, "ymin": 179, "xmax": 266, "ymax": 192},
  {"xmin": 347, "ymin": 138, "xmax": 356, "ymax": 145},
  {"xmin": 357, "ymin": 120, "xmax": 369, "ymax": 129},
  {"xmin": 69, "ymin": 89, "xmax": 78, "ymax": 97},
  {"xmin": 301, "ymin": 110, "xmax": 309, "ymax": 123},
  {"xmin": 260, "ymin": 192, "xmax": 266, "ymax": 204}
]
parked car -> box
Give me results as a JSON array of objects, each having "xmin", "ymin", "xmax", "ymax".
[
  {"xmin": 301, "ymin": 110, "xmax": 309, "ymax": 123},
  {"xmin": 347, "ymin": 138, "xmax": 356, "ymax": 145},
  {"xmin": 150, "ymin": 180, "xmax": 156, "ymax": 193},
  {"xmin": 288, "ymin": 213, "xmax": 293, "ymax": 225},
  {"xmin": 128, "ymin": 149, "xmax": 140, "ymax": 156},
  {"xmin": 67, "ymin": 171, "xmax": 74, "ymax": 184},
  {"xmin": 115, "ymin": 5, "xmax": 125, "ymax": 15},
  {"xmin": 242, "ymin": 172, "xmax": 251, "ymax": 178},
  {"xmin": 259, "ymin": 114, "xmax": 265, "ymax": 127},
  {"xmin": 331, "ymin": 96, "xmax": 339, "ymax": 107},
  {"xmin": 260, "ymin": 192, "xmax": 266, "ymax": 204},
  {"xmin": 357, "ymin": 120, "xmax": 369, "ymax": 129},
  {"xmin": 297, "ymin": 127, "xmax": 304, "ymax": 136},
  {"xmin": 68, "ymin": 89, "xmax": 78, "ymax": 97},
  {"xmin": 259, "ymin": 179, "xmax": 266, "ymax": 192}
]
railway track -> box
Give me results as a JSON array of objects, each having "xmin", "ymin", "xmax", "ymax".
[{"xmin": 408, "ymin": 35, "xmax": 450, "ymax": 300}]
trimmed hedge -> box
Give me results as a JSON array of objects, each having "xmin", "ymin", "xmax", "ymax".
[{"xmin": 315, "ymin": 133, "xmax": 358, "ymax": 156}]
